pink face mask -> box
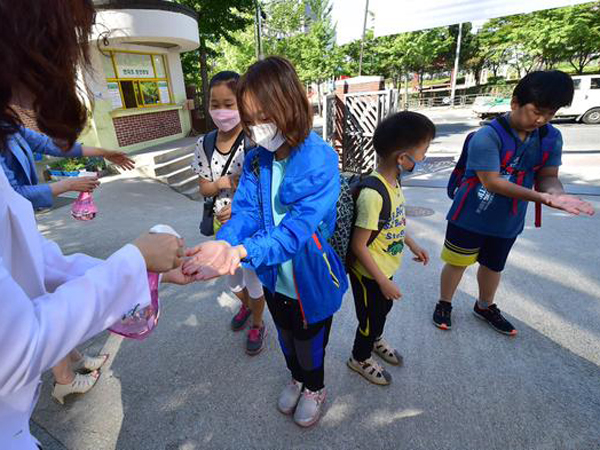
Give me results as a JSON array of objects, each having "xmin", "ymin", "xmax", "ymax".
[{"xmin": 209, "ymin": 109, "xmax": 240, "ymax": 132}]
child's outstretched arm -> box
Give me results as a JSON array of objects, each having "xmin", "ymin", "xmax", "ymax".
[
  {"xmin": 351, "ymin": 227, "xmax": 402, "ymax": 301},
  {"xmin": 477, "ymin": 170, "xmax": 594, "ymax": 216},
  {"xmin": 404, "ymin": 232, "xmax": 429, "ymax": 265},
  {"xmin": 536, "ymin": 166, "xmax": 595, "ymax": 215}
]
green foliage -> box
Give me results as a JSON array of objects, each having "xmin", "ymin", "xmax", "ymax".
[
  {"xmin": 477, "ymin": 3, "xmax": 600, "ymax": 75},
  {"xmin": 175, "ymin": 0, "xmax": 255, "ymax": 87},
  {"xmin": 49, "ymin": 157, "xmax": 105, "ymax": 172},
  {"xmin": 177, "ymin": 0, "xmax": 600, "ymax": 94}
]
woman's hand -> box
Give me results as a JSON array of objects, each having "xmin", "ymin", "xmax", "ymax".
[
  {"xmin": 63, "ymin": 176, "xmax": 100, "ymax": 193},
  {"xmin": 216, "ymin": 204, "xmax": 232, "ymax": 224},
  {"xmin": 133, "ymin": 233, "xmax": 184, "ymax": 273},
  {"xmin": 183, "ymin": 241, "xmax": 244, "ymax": 280},
  {"xmin": 102, "ymin": 150, "xmax": 135, "ymax": 171}
]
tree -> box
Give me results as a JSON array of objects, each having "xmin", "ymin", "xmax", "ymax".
[
  {"xmin": 175, "ymin": 0, "xmax": 255, "ymax": 129},
  {"xmin": 477, "ymin": 18, "xmax": 514, "ymax": 78},
  {"xmin": 475, "ymin": 2, "xmax": 600, "ymax": 80},
  {"xmin": 402, "ymin": 28, "xmax": 453, "ymax": 91},
  {"xmin": 559, "ymin": 2, "xmax": 600, "ymax": 74},
  {"xmin": 212, "ymin": 18, "xmax": 256, "ymax": 75}
]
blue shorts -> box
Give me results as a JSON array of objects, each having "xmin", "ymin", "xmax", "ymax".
[{"xmin": 441, "ymin": 222, "xmax": 517, "ymax": 272}]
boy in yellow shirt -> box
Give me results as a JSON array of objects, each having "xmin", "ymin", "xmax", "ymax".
[{"xmin": 347, "ymin": 112, "xmax": 433, "ymax": 385}]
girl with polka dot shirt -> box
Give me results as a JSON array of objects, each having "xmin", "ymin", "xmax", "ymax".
[{"xmin": 191, "ymin": 71, "xmax": 267, "ymax": 355}]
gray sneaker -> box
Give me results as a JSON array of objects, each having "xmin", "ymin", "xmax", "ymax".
[
  {"xmin": 293, "ymin": 387, "xmax": 326, "ymax": 428},
  {"xmin": 277, "ymin": 379, "xmax": 303, "ymax": 415}
]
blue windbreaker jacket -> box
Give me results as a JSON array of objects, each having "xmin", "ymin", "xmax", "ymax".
[{"xmin": 217, "ymin": 131, "xmax": 348, "ymax": 325}]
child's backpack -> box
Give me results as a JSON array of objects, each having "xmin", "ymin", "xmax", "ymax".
[
  {"xmin": 447, "ymin": 116, "xmax": 555, "ymax": 228},
  {"xmin": 328, "ymin": 174, "xmax": 392, "ymax": 267}
]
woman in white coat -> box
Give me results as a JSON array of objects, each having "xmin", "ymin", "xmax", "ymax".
[{"xmin": 0, "ymin": 0, "xmax": 193, "ymax": 448}]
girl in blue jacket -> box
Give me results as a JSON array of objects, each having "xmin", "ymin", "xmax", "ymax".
[{"xmin": 185, "ymin": 56, "xmax": 348, "ymax": 428}]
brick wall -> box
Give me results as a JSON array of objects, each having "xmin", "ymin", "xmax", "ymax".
[
  {"xmin": 113, "ymin": 109, "xmax": 182, "ymax": 147},
  {"xmin": 11, "ymin": 105, "xmax": 40, "ymax": 132}
]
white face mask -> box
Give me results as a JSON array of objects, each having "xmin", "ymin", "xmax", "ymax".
[{"xmin": 249, "ymin": 123, "xmax": 286, "ymax": 153}]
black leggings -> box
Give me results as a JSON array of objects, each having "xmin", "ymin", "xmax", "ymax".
[
  {"xmin": 264, "ymin": 290, "xmax": 333, "ymax": 391},
  {"xmin": 350, "ymin": 270, "xmax": 394, "ymax": 362}
]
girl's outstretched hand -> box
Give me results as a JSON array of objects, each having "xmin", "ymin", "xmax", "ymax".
[{"xmin": 183, "ymin": 241, "xmax": 243, "ymax": 281}]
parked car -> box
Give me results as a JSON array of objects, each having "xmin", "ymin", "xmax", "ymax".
[{"xmin": 473, "ymin": 75, "xmax": 600, "ymax": 124}]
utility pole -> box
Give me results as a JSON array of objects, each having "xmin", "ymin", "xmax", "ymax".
[
  {"xmin": 255, "ymin": 1, "xmax": 264, "ymax": 60},
  {"xmin": 450, "ymin": 22, "xmax": 463, "ymax": 107},
  {"xmin": 358, "ymin": 0, "xmax": 369, "ymax": 76}
]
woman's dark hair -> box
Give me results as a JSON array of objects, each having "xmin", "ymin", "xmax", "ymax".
[
  {"xmin": 0, "ymin": 0, "xmax": 95, "ymax": 149},
  {"xmin": 209, "ymin": 71, "xmax": 240, "ymax": 92},
  {"xmin": 237, "ymin": 56, "xmax": 312, "ymax": 148},
  {"xmin": 513, "ymin": 70, "xmax": 574, "ymax": 111},
  {"xmin": 373, "ymin": 111, "xmax": 436, "ymax": 158}
]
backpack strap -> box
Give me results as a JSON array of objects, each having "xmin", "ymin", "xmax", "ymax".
[
  {"xmin": 357, "ymin": 176, "xmax": 392, "ymax": 247},
  {"xmin": 204, "ymin": 130, "xmax": 247, "ymax": 180},
  {"xmin": 202, "ymin": 130, "xmax": 218, "ymax": 171},
  {"xmin": 489, "ymin": 116, "xmax": 518, "ymax": 172},
  {"xmin": 533, "ymin": 123, "xmax": 554, "ymax": 227}
]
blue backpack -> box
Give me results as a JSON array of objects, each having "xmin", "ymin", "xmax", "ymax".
[{"xmin": 447, "ymin": 116, "xmax": 557, "ymax": 227}]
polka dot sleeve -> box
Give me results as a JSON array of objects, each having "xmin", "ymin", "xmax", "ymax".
[{"xmin": 191, "ymin": 136, "xmax": 212, "ymax": 181}]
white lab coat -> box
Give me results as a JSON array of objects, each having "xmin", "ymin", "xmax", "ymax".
[{"xmin": 0, "ymin": 168, "xmax": 151, "ymax": 449}]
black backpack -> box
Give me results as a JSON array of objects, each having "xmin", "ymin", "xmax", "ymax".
[
  {"xmin": 336, "ymin": 174, "xmax": 392, "ymax": 267},
  {"xmin": 199, "ymin": 130, "xmax": 255, "ymax": 236}
]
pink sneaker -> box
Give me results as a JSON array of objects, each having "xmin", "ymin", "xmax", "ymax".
[
  {"xmin": 231, "ymin": 304, "xmax": 251, "ymax": 331},
  {"xmin": 246, "ymin": 323, "xmax": 266, "ymax": 355}
]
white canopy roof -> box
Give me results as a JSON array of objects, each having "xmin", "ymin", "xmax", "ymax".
[{"xmin": 333, "ymin": 0, "xmax": 595, "ymax": 44}]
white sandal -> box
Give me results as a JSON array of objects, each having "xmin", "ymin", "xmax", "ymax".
[
  {"xmin": 72, "ymin": 353, "xmax": 109, "ymax": 373},
  {"xmin": 347, "ymin": 357, "xmax": 392, "ymax": 386},
  {"xmin": 52, "ymin": 371, "xmax": 100, "ymax": 405},
  {"xmin": 373, "ymin": 337, "xmax": 403, "ymax": 366}
]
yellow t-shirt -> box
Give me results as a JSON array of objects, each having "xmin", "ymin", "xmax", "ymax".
[{"xmin": 351, "ymin": 172, "xmax": 407, "ymax": 279}]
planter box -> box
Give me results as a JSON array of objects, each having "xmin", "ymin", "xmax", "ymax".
[{"xmin": 48, "ymin": 170, "xmax": 99, "ymax": 181}]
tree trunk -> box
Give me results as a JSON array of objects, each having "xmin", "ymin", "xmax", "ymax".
[
  {"xmin": 199, "ymin": 37, "xmax": 212, "ymax": 131},
  {"xmin": 492, "ymin": 64, "xmax": 499, "ymax": 79}
]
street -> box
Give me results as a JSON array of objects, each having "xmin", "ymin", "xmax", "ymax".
[{"xmin": 31, "ymin": 105, "xmax": 600, "ymax": 449}]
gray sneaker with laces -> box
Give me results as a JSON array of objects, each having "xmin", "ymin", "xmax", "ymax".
[
  {"xmin": 293, "ymin": 387, "xmax": 326, "ymax": 427},
  {"xmin": 277, "ymin": 379, "xmax": 303, "ymax": 415}
]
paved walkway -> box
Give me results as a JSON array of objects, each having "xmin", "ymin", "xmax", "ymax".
[{"xmin": 33, "ymin": 170, "xmax": 600, "ymax": 450}]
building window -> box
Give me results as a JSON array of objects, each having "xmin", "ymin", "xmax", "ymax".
[{"xmin": 102, "ymin": 51, "xmax": 173, "ymax": 109}]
